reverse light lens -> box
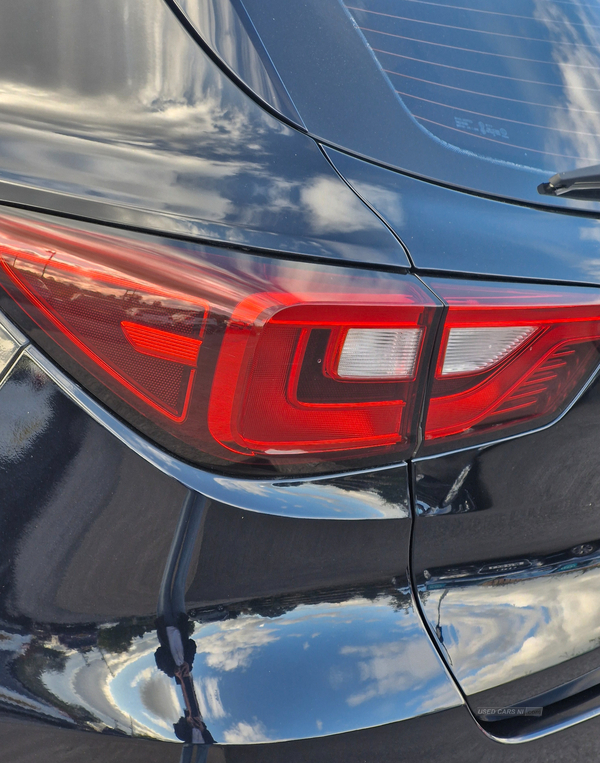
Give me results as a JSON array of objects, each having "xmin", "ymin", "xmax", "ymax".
[
  {"xmin": 441, "ymin": 326, "xmax": 535, "ymax": 376},
  {"xmin": 337, "ymin": 327, "xmax": 422, "ymax": 379}
]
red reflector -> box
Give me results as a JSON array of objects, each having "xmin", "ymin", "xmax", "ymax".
[
  {"xmin": 422, "ymin": 279, "xmax": 600, "ymax": 451},
  {"xmin": 121, "ymin": 321, "xmax": 201, "ymax": 366}
]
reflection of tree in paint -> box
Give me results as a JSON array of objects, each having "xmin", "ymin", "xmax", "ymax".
[
  {"xmin": 0, "ymin": 616, "xmax": 162, "ymax": 731},
  {"xmin": 190, "ymin": 581, "xmax": 413, "ymax": 625},
  {"xmin": 154, "ymin": 614, "xmax": 215, "ymax": 744},
  {"xmin": 12, "ymin": 640, "xmax": 97, "ymax": 726},
  {"xmin": 97, "ymin": 620, "xmax": 150, "ymax": 655}
]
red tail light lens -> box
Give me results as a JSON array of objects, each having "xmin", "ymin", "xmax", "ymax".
[
  {"xmin": 0, "ymin": 210, "xmax": 439, "ymax": 476},
  {"xmin": 208, "ymin": 300, "xmax": 431, "ymax": 456},
  {"xmin": 422, "ymin": 278, "xmax": 600, "ymax": 452},
  {"xmin": 2, "ymin": 209, "xmax": 600, "ymax": 475},
  {"xmin": 0, "ymin": 233, "xmax": 208, "ymax": 422}
]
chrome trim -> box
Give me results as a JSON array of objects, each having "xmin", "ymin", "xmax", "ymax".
[
  {"xmin": 482, "ymin": 702, "xmax": 600, "ymax": 744},
  {"xmin": 0, "ymin": 314, "xmax": 26, "ymax": 381},
  {"xmin": 23, "ymin": 345, "xmax": 408, "ymax": 520},
  {"xmin": 0, "ymin": 310, "xmax": 28, "ymax": 347}
]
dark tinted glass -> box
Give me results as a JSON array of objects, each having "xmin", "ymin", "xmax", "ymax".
[{"xmin": 344, "ymin": 0, "xmax": 600, "ymax": 174}]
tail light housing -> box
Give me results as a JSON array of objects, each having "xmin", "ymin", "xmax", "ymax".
[
  {"xmin": 0, "ymin": 210, "xmax": 439, "ymax": 476},
  {"xmin": 421, "ymin": 278, "xmax": 600, "ymax": 453},
  {"xmin": 1, "ymin": 208, "xmax": 599, "ymax": 475}
]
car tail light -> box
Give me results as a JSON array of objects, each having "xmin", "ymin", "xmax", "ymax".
[
  {"xmin": 2, "ymin": 209, "xmax": 600, "ymax": 476},
  {"xmin": 421, "ymin": 278, "xmax": 600, "ymax": 452},
  {"xmin": 0, "ymin": 209, "xmax": 440, "ymax": 476}
]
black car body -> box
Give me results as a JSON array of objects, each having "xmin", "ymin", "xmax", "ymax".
[{"xmin": 3, "ymin": 1, "xmax": 600, "ymax": 761}]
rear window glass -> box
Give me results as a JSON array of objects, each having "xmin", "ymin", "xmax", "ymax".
[{"xmin": 344, "ymin": 0, "xmax": 600, "ymax": 174}]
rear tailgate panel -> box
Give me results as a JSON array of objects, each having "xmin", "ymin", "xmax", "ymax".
[{"xmin": 412, "ymin": 373, "xmax": 600, "ymax": 721}]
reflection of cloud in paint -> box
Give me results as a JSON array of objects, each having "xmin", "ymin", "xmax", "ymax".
[
  {"xmin": 194, "ymin": 619, "xmax": 279, "ymax": 672},
  {"xmin": 300, "ymin": 177, "xmax": 378, "ymax": 234},
  {"xmin": 580, "ymin": 228, "xmax": 600, "ymax": 243},
  {"xmin": 213, "ymin": 477, "xmax": 405, "ymax": 519},
  {"xmin": 0, "ymin": 631, "xmax": 31, "ymax": 653},
  {"xmin": 195, "ymin": 676, "xmax": 227, "ymax": 720},
  {"xmin": 341, "ymin": 639, "xmax": 441, "ymax": 707},
  {"xmin": 0, "ymin": 373, "xmax": 53, "ymax": 461},
  {"xmin": 416, "ymin": 679, "xmax": 464, "ymax": 715},
  {"xmin": 579, "ymin": 227, "xmax": 600, "ymax": 279},
  {"xmin": 427, "ymin": 565, "xmax": 600, "ymax": 695},
  {"xmin": 351, "ymin": 181, "xmax": 405, "ymax": 228},
  {"xmin": 135, "ymin": 669, "xmax": 181, "ymax": 727},
  {"xmin": 328, "ymin": 664, "xmax": 350, "ymax": 691},
  {"xmin": 579, "ymin": 258, "xmax": 600, "ymax": 280},
  {"xmin": 187, "ymin": 596, "xmax": 461, "ymax": 742},
  {"xmin": 39, "ymin": 632, "xmax": 180, "ymax": 741},
  {"xmin": 222, "ymin": 720, "xmax": 272, "ymax": 744},
  {"xmin": 213, "ymin": 479, "xmax": 271, "ymax": 498}
]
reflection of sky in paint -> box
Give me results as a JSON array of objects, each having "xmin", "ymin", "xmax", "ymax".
[
  {"xmin": 0, "ymin": 631, "xmax": 30, "ymax": 652},
  {"xmin": 0, "ymin": 0, "xmax": 390, "ymax": 255},
  {"xmin": 0, "ymin": 683, "xmax": 73, "ymax": 723},
  {"xmin": 41, "ymin": 632, "xmax": 180, "ymax": 741},
  {"xmin": 213, "ymin": 477, "xmax": 406, "ymax": 519},
  {"xmin": 29, "ymin": 594, "xmax": 460, "ymax": 745},
  {"xmin": 0, "ymin": 324, "xmax": 19, "ymax": 372},
  {"xmin": 0, "ymin": 369, "xmax": 54, "ymax": 462},
  {"xmin": 534, "ymin": 0, "xmax": 600, "ymax": 167},
  {"xmin": 423, "ymin": 564, "xmax": 600, "ymax": 695},
  {"xmin": 190, "ymin": 595, "xmax": 459, "ymax": 743}
]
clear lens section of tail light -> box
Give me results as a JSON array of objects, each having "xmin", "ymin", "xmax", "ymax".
[
  {"xmin": 441, "ymin": 326, "xmax": 536, "ymax": 376},
  {"xmin": 336, "ymin": 327, "xmax": 423, "ymax": 379},
  {"xmin": 0, "ymin": 209, "xmax": 441, "ymax": 476},
  {"xmin": 422, "ymin": 278, "xmax": 600, "ymax": 452}
]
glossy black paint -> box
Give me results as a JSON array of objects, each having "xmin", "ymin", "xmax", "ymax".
[
  {"xmin": 186, "ymin": 500, "xmax": 409, "ymax": 605},
  {"xmin": 3, "ymin": 0, "xmax": 600, "ymax": 757},
  {"xmin": 168, "ymin": 0, "xmax": 304, "ymax": 126},
  {"xmin": 0, "ymin": 339, "xmax": 461, "ymax": 749},
  {"xmin": 208, "ymin": 465, "xmax": 410, "ymax": 519},
  {"xmin": 10, "ymin": 701, "xmax": 600, "ymax": 763},
  {"xmin": 412, "ymin": 371, "xmax": 600, "ymax": 725},
  {"xmin": 0, "ymin": 353, "xmax": 197, "ymax": 737},
  {"xmin": 146, "ymin": 383, "xmax": 460, "ymax": 743},
  {"xmin": 182, "ymin": 580, "xmax": 460, "ymax": 743},
  {"xmin": 0, "ymin": 356, "xmax": 186, "ymax": 623},
  {"xmin": 0, "ymin": 356, "xmax": 212, "ymax": 738},
  {"xmin": 0, "ymin": 0, "xmax": 405, "ymax": 268},
  {"xmin": 326, "ymin": 147, "xmax": 600, "ymax": 287}
]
